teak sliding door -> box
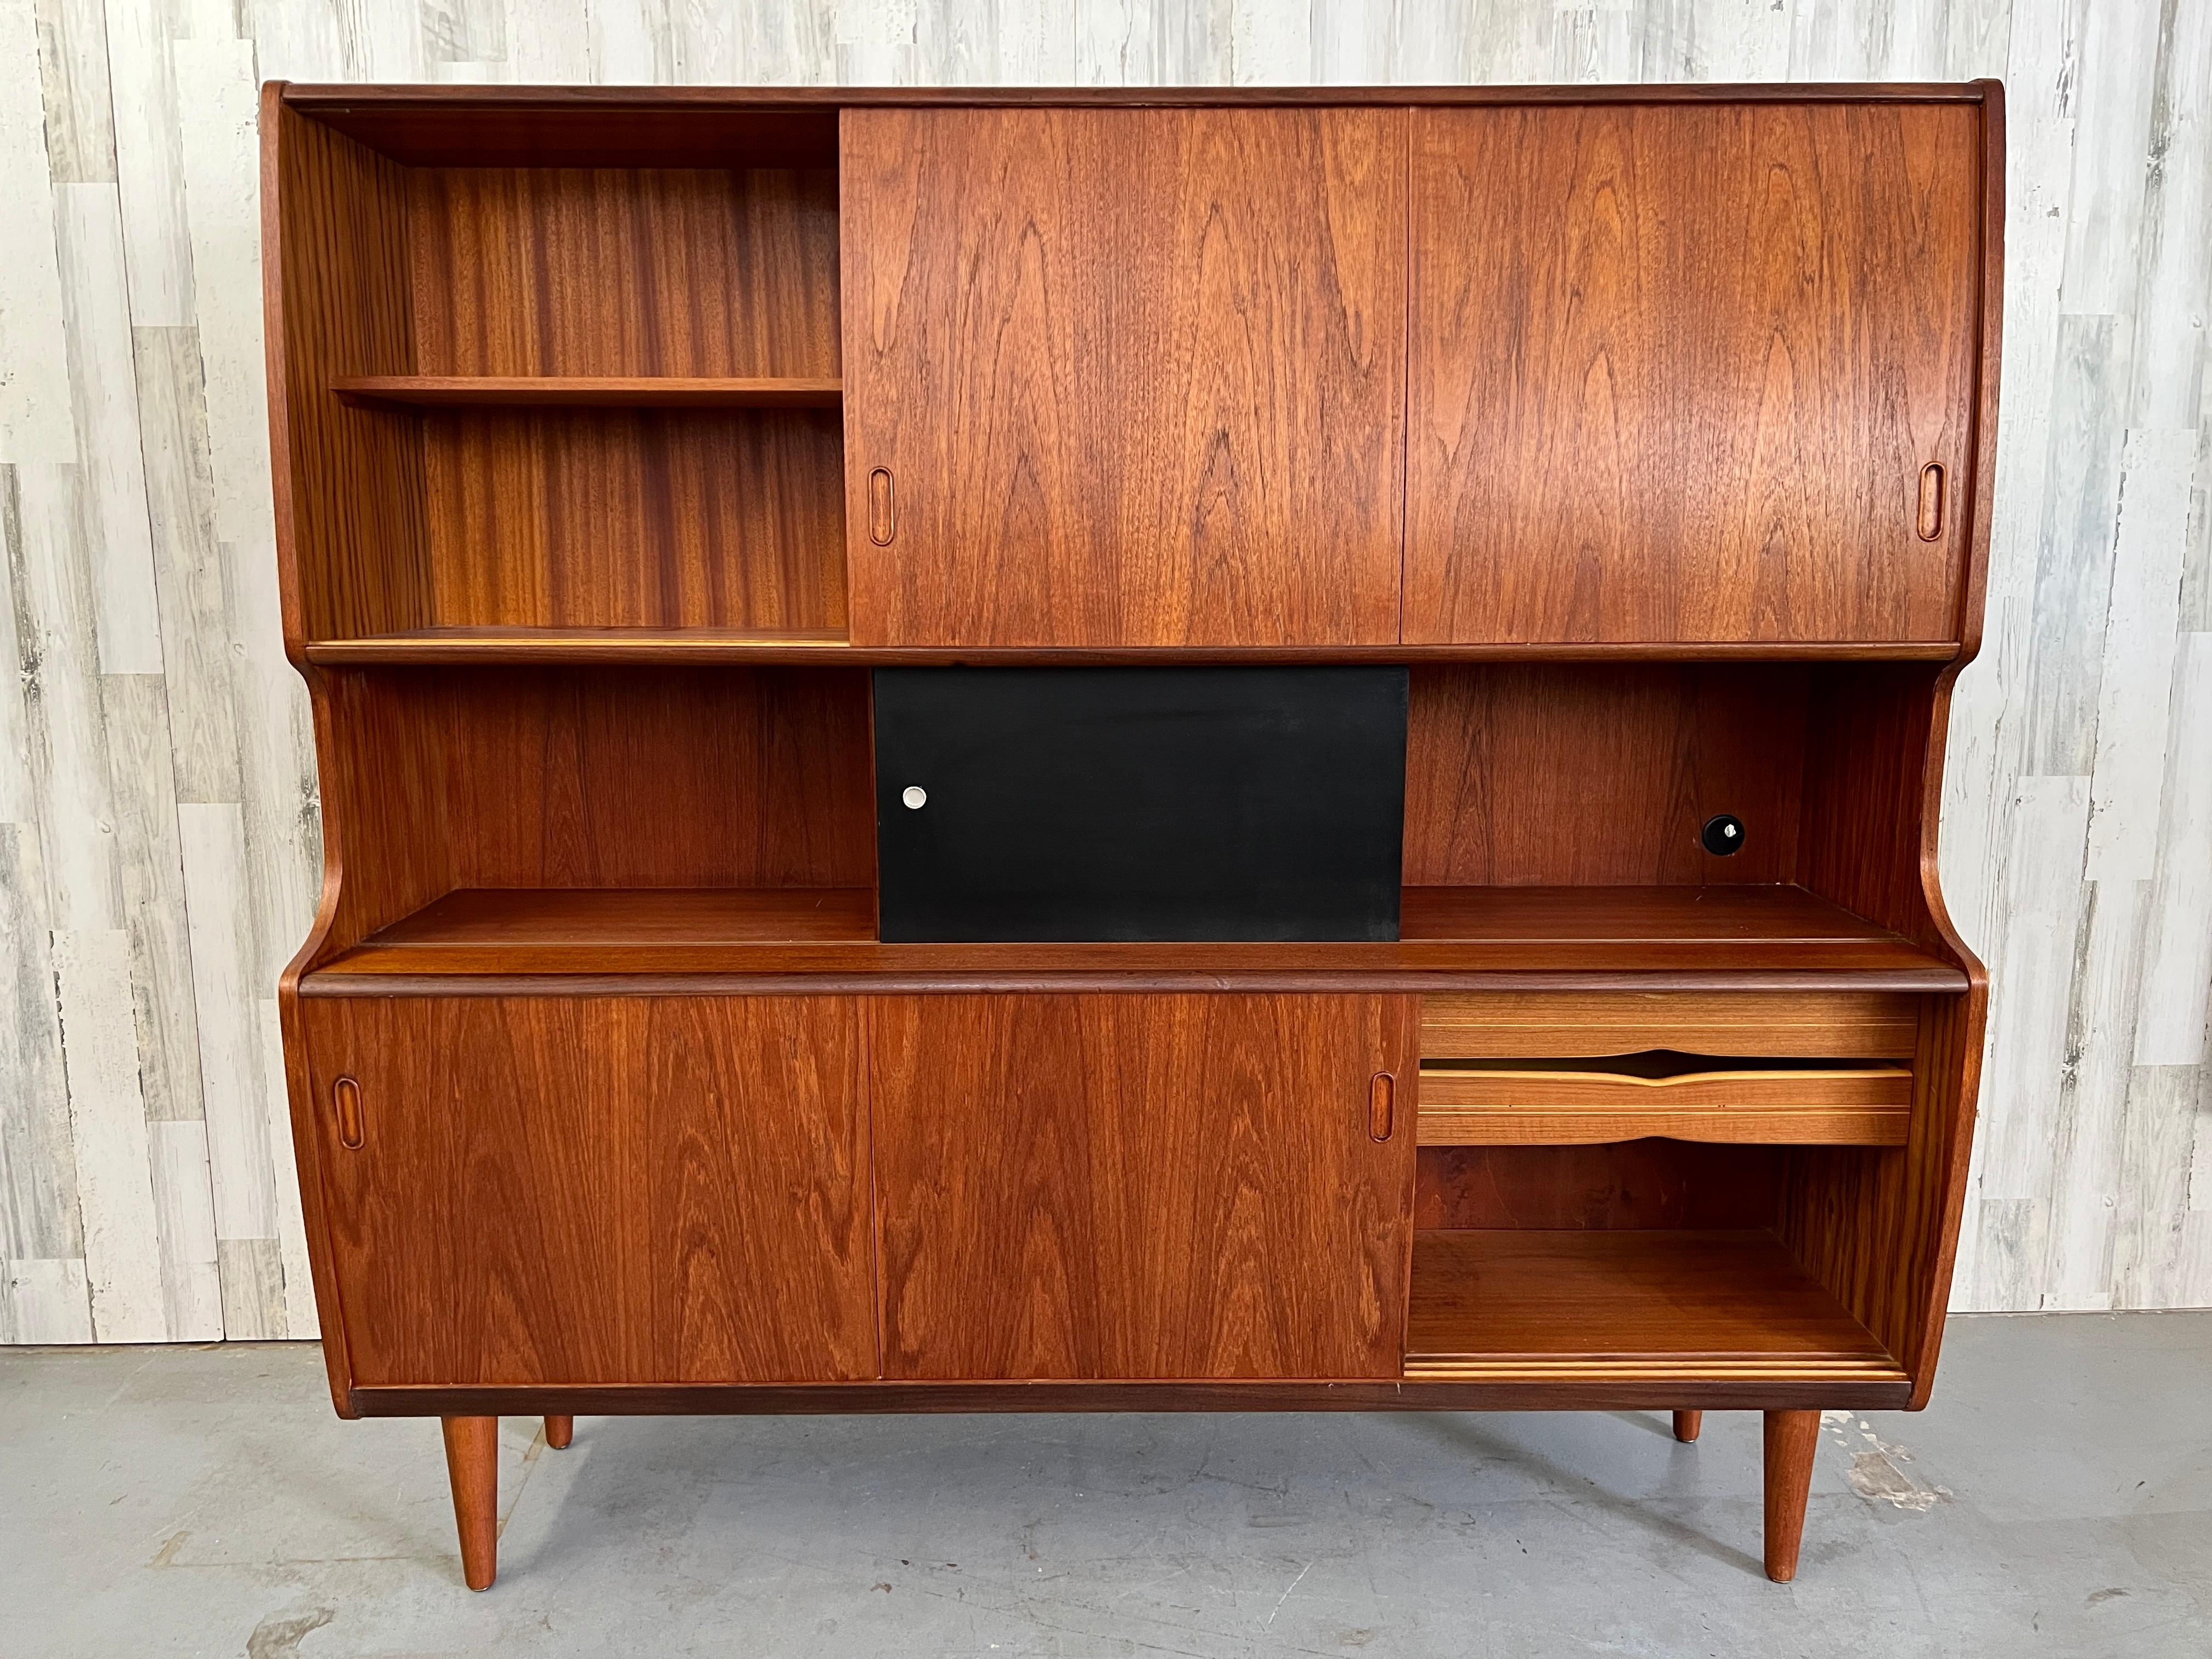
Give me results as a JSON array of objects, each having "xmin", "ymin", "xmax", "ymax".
[
  {"xmin": 1404, "ymin": 102, "xmax": 1983, "ymax": 645},
  {"xmin": 304, "ymin": 996, "xmax": 877, "ymax": 1386},
  {"xmin": 840, "ymin": 108, "xmax": 1407, "ymax": 646},
  {"xmin": 868, "ymin": 994, "xmax": 1420, "ymax": 1380}
]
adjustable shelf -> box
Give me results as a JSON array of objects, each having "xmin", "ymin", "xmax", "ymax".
[
  {"xmin": 302, "ymin": 627, "xmax": 855, "ymax": 664},
  {"xmin": 332, "ymin": 375, "xmax": 843, "ymax": 409},
  {"xmin": 1402, "ymin": 1229, "xmax": 1906, "ymax": 1387}
]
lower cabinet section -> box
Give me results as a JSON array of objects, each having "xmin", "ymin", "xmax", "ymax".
[
  {"xmin": 301, "ymin": 996, "xmax": 877, "ymax": 1386},
  {"xmin": 868, "ymin": 994, "xmax": 1420, "ymax": 1380}
]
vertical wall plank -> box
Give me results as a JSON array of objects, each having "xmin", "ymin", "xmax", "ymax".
[
  {"xmin": 177, "ymin": 799, "xmax": 283, "ymax": 1337},
  {"xmin": 0, "ymin": 0, "xmax": 76, "ymax": 465},
  {"xmin": 54, "ymin": 186, "xmax": 163, "ymax": 673},
  {"xmin": 104, "ymin": 0, "xmax": 197, "ymax": 326},
  {"xmin": 51, "ymin": 926, "xmax": 166, "ymax": 1340}
]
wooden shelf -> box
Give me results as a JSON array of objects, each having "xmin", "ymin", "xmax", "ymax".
[
  {"xmin": 1417, "ymin": 1059, "xmax": 1914, "ymax": 1146},
  {"xmin": 1403, "ymin": 1229, "xmax": 1904, "ymax": 1383},
  {"xmin": 303, "ymin": 627, "xmax": 855, "ymax": 664},
  {"xmin": 300, "ymin": 629, "xmax": 1961, "ymax": 667},
  {"xmin": 330, "ymin": 375, "xmax": 844, "ymax": 409},
  {"xmin": 303, "ymin": 883, "xmax": 1966, "ymax": 990}
]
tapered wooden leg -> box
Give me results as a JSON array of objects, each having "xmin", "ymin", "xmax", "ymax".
[
  {"xmin": 545, "ymin": 1414, "xmax": 573, "ymax": 1449},
  {"xmin": 1672, "ymin": 1409, "xmax": 1703, "ymax": 1443},
  {"xmin": 1762, "ymin": 1409, "xmax": 1820, "ymax": 1583},
  {"xmin": 441, "ymin": 1416, "xmax": 499, "ymax": 1591}
]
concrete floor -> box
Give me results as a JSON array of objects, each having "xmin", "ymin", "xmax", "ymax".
[{"xmin": 4, "ymin": 1314, "xmax": 2208, "ymax": 1658}]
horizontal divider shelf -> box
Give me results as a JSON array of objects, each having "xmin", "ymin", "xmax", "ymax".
[
  {"xmin": 1416, "ymin": 1058, "xmax": 1912, "ymax": 1146},
  {"xmin": 329, "ymin": 375, "xmax": 844, "ymax": 409},
  {"xmin": 304, "ymin": 627, "xmax": 855, "ymax": 664},
  {"xmin": 299, "ymin": 628, "xmax": 1965, "ymax": 667},
  {"xmin": 301, "ymin": 883, "xmax": 1968, "ymax": 990},
  {"xmin": 1403, "ymin": 1228, "xmax": 1904, "ymax": 1383}
]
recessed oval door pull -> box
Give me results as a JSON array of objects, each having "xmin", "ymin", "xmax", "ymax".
[
  {"xmin": 334, "ymin": 1075, "xmax": 365, "ymax": 1149},
  {"xmin": 1916, "ymin": 463, "xmax": 1945, "ymax": 541},
  {"xmin": 1369, "ymin": 1072, "xmax": 1395, "ymax": 1142},
  {"xmin": 867, "ymin": 467, "xmax": 896, "ymax": 546}
]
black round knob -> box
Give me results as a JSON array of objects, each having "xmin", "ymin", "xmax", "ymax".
[{"xmin": 1701, "ymin": 814, "xmax": 1746, "ymax": 856}]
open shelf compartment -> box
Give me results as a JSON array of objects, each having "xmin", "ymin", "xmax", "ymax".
[
  {"xmin": 273, "ymin": 104, "xmax": 848, "ymax": 648},
  {"xmin": 1403, "ymin": 1228, "xmax": 1905, "ymax": 1384}
]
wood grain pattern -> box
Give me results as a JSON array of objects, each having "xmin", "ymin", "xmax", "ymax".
[
  {"xmin": 1415, "ymin": 1143, "xmax": 1781, "ymax": 1231},
  {"xmin": 869, "ymin": 994, "xmax": 1418, "ymax": 1380},
  {"xmin": 1404, "ymin": 1229, "xmax": 1899, "ymax": 1370},
  {"xmin": 1420, "ymin": 990, "xmax": 1922, "ymax": 1059},
  {"xmin": 265, "ymin": 95, "xmax": 430, "ymax": 651},
  {"xmin": 440, "ymin": 1416, "xmax": 499, "ymax": 1589},
  {"xmin": 1406, "ymin": 102, "xmax": 1980, "ymax": 644},
  {"xmin": 1762, "ymin": 1409, "xmax": 1821, "ymax": 1582},
  {"xmin": 842, "ymin": 107, "xmax": 1405, "ymax": 646},
  {"xmin": 299, "ymin": 667, "xmax": 874, "ymax": 964},
  {"xmin": 303, "ymin": 996, "xmax": 877, "ymax": 1386},
  {"xmin": 1404, "ymin": 664, "xmax": 1809, "ymax": 885},
  {"xmin": 408, "ymin": 166, "xmax": 839, "ymax": 378},
  {"xmin": 1417, "ymin": 1062, "xmax": 1912, "ymax": 1146},
  {"xmin": 420, "ymin": 408, "xmax": 847, "ymax": 631},
  {"xmin": 1778, "ymin": 984, "xmax": 1987, "ymax": 1403}
]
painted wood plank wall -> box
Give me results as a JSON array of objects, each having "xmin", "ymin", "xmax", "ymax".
[{"xmin": 0, "ymin": 0, "xmax": 2204, "ymax": 1342}]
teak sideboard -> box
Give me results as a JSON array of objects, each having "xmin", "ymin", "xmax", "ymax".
[{"xmin": 262, "ymin": 79, "xmax": 2001, "ymax": 1590}]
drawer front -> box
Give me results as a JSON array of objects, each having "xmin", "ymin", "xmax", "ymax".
[
  {"xmin": 303, "ymin": 995, "xmax": 877, "ymax": 1387},
  {"xmin": 1420, "ymin": 991, "xmax": 1921, "ymax": 1060},
  {"xmin": 1417, "ymin": 991, "xmax": 1923, "ymax": 1149}
]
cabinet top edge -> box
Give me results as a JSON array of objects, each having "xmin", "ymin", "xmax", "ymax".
[{"xmin": 275, "ymin": 81, "xmax": 2000, "ymax": 113}]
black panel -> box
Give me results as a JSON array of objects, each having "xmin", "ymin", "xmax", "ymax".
[{"xmin": 874, "ymin": 667, "xmax": 1407, "ymax": 943}]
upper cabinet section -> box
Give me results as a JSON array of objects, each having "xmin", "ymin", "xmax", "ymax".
[
  {"xmin": 1404, "ymin": 102, "xmax": 1984, "ymax": 646},
  {"xmin": 840, "ymin": 108, "xmax": 1408, "ymax": 647}
]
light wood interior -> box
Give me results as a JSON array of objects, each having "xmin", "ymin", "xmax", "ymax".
[
  {"xmin": 1403, "ymin": 1229, "xmax": 1903, "ymax": 1381},
  {"xmin": 1417, "ymin": 1057, "xmax": 1914, "ymax": 1147}
]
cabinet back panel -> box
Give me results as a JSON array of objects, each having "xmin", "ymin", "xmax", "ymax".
[
  {"xmin": 443, "ymin": 668, "xmax": 874, "ymax": 889},
  {"xmin": 1403, "ymin": 664, "xmax": 1807, "ymax": 885},
  {"xmin": 1406, "ymin": 102, "xmax": 1979, "ymax": 644},
  {"xmin": 408, "ymin": 167, "xmax": 840, "ymax": 376},
  {"xmin": 1415, "ymin": 1143, "xmax": 1781, "ymax": 1230},
  {"xmin": 422, "ymin": 408, "xmax": 847, "ymax": 629}
]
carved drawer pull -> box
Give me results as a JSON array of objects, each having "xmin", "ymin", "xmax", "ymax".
[
  {"xmin": 1916, "ymin": 463, "xmax": 1945, "ymax": 541},
  {"xmin": 1369, "ymin": 1072, "xmax": 1395, "ymax": 1142},
  {"xmin": 334, "ymin": 1075, "xmax": 365, "ymax": 1149},
  {"xmin": 868, "ymin": 467, "xmax": 896, "ymax": 546}
]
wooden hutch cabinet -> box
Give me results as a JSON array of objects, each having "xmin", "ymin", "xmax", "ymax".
[{"xmin": 263, "ymin": 81, "xmax": 2001, "ymax": 1591}]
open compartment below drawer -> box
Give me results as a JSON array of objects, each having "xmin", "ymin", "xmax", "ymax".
[
  {"xmin": 1403, "ymin": 1228, "xmax": 1903, "ymax": 1384},
  {"xmin": 1418, "ymin": 1052, "xmax": 1912, "ymax": 1146}
]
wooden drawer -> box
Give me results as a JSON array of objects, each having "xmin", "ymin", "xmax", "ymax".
[
  {"xmin": 1420, "ymin": 991, "xmax": 1920, "ymax": 1060},
  {"xmin": 1418, "ymin": 1056, "xmax": 1912, "ymax": 1147}
]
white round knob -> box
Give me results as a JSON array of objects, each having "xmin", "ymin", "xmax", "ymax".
[{"xmin": 901, "ymin": 786, "xmax": 927, "ymax": 810}]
